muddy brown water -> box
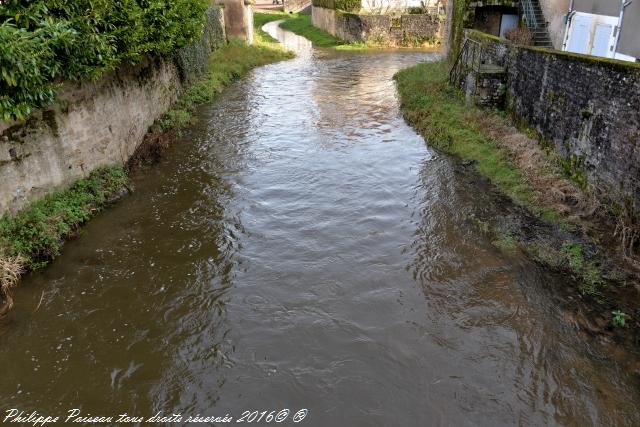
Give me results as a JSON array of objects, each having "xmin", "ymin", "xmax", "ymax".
[{"xmin": 1, "ymin": 22, "xmax": 639, "ymax": 427}]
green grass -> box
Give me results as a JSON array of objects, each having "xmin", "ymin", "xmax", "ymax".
[
  {"xmin": 394, "ymin": 61, "xmax": 540, "ymax": 211},
  {"xmin": 0, "ymin": 166, "xmax": 130, "ymax": 270},
  {"xmin": 160, "ymin": 36, "xmax": 294, "ymax": 130},
  {"xmin": 279, "ymin": 14, "xmax": 343, "ymax": 47},
  {"xmin": 254, "ymin": 11, "xmax": 293, "ymax": 43},
  {"xmin": 255, "ymin": 12, "xmax": 373, "ymax": 50}
]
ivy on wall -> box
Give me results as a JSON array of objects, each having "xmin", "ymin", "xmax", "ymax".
[
  {"xmin": 449, "ymin": 0, "xmax": 471, "ymax": 62},
  {"xmin": 0, "ymin": 0, "xmax": 209, "ymax": 122}
]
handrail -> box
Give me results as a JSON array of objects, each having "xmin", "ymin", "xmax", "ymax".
[
  {"xmin": 521, "ymin": 0, "xmax": 540, "ymax": 29},
  {"xmin": 449, "ymin": 39, "xmax": 468, "ymax": 85},
  {"xmin": 449, "ymin": 38, "xmax": 484, "ymax": 85}
]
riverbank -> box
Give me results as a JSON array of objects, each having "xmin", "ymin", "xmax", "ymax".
[
  {"xmin": 255, "ymin": 12, "xmax": 346, "ymax": 48},
  {"xmin": 280, "ymin": 15, "xmax": 345, "ymax": 48},
  {"xmin": 255, "ymin": 12, "xmax": 403, "ymax": 50},
  {"xmin": 394, "ymin": 60, "xmax": 640, "ymax": 347},
  {"xmin": 0, "ymin": 33, "xmax": 294, "ymax": 315}
]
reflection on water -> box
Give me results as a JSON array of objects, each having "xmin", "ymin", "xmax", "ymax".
[{"xmin": 0, "ymin": 21, "xmax": 638, "ymax": 427}]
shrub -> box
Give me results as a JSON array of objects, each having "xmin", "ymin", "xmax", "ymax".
[
  {"xmin": 335, "ymin": 0, "xmax": 361, "ymax": 12},
  {"xmin": 0, "ymin": 0, "xmax": 209, "ymax": 122},
  {"xmin": 311, "ymin": 0, "xmax": 360, "ymax": 12},
  {"xmin": 505, "ymin": 26, "xmax": 532, "ymax": 46},
  {"xmin": 312, "ymin": 0, "xmax": 336, "ymax": 9}
]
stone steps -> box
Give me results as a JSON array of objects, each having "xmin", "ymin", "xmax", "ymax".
[{"xmin": 522, "ymin": 0, "xmax": 553, "ymax": 48}]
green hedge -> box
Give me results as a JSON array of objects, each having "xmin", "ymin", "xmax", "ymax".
[
  {"xmin": 312, "ymin": 0, "xmax": 335, "ymax": 8},
  {"xmin": 311, "ymin": 0, "xmax": 360, "ymax": 12},
  {"xmin": 335, "ymin": 0, "xmax": 361, "ymax": 12},
  {"xmin": 0, "ymin": 0, "xmax": 209, "ymax": 122}
]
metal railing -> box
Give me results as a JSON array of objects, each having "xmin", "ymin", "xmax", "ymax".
[
  {"xmin": 449, "ymin": 38, "xmax": 484, "ymax": 86},
  {"xmin": 520, "ymin": 0, "xmax": 541, "ymax": 29}
]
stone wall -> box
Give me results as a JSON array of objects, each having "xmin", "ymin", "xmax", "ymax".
[
  {"xmin": 539, "ymin": 0, "xmax": 570, "ymax": 50},
  {"xmin": 0, "ymin": 7, "xmax": 226, "ymax": 215},
  {"xmin": 223, "ymin": 0, "xmax": 254, "ymax": 42},
  {"xmin": 284, "ymin": 0, "xmax": 311, "ymax": 13},
  {"xmin": 312, "ymin": 5, "xmax": 337, "ymax": 34},
  {"xmin": 461, "ymin": 30, "xmax": 640, "ymax": 209},
  {"xmin": 312, "ymin": 6, "xmax": 442, "ymax": 46}
]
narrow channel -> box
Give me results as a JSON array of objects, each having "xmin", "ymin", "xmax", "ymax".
[{"xmin": 0, "ymin": 22, "xmax": 638, "ymax": 427}]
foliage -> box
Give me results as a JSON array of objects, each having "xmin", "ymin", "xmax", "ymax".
[
  {"xmin": 335, "ymin": 0, "xmax": 361, "ymax": 12},
  {"xmin": 254, "ymin": 11, "xmax": 292, "ymax": 44},
  {"xmin": 0, "ymin": 15, "xmax": 293, "ymax": 276},
  {"xmin": 505, "ymin": 26, "xmax": 532, "ymax": 46},
  {"xmin": 174, "ymin": 7, "xmax": 227, "ymax": 84},
  {"xmin": 0, "ymin": 166, "xmax": 130, "ymax": 270},
  {"xmin": 311, "ymin": 0, "xmax": 360, "ymax": 11},
  {"xmin": 449, "ymin": 0, "xmax": 471, "ymax": 62},
  {"xmin": 612, "ymin": 310, "xmax": 629, "ymax": 327},
  {"xmin": 560, "ymin": 242, "xmax": 603, "ymax": 294},
  {"xmin": 562, "ymin": 242, "xmax": 585, "ymax": 271},
  {"xmin": 0, "ymin": 0, "xmax": 209, "ymax": 121},
  {"xmin": 312, "ymin": 0, "xmax": 336, "ymax": 9}
]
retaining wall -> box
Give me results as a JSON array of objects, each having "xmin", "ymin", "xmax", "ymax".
[
  {"xmin": 0, "ymin": 7, "xmax": 226, "ymax": 215},
  {"xmin": 462, "ymin": 30, "xmax": 640, "ymax": 209},
  {"xmin": 312, "ymin": 6, "xmax": 442, "ymax": 46}
]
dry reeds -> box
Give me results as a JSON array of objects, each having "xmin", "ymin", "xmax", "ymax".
[{"xmin": 0, "ymin": 250, "xmax": 24, "ymax": 317}]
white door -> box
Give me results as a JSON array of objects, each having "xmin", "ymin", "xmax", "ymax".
[
  {"xmin": 591, "ymin": 24, "xmax": 614, "ymax": 57},
  {"xmin": 499, "ymin": 14, "xmax": 519, "ymax": 38},
  {"xmin": 567, "ymin": 14, "xmax": 592, "ymax": 54}
]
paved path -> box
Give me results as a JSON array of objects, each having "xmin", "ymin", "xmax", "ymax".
[{"xmin": 254, "ymin": 0, "xmax": 284, "ymax": 12}]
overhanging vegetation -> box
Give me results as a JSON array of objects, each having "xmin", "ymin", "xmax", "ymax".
[{"xmin": 0, "ymin": 0, "xmax": 210, "ymax": 121}]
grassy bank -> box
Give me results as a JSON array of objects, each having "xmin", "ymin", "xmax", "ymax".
[
  {"xmin": 279, "ymin": 15, "xmax": 343, "ymax": 47},
  {"xmin": 255, "ymin": 12, "xmax": 371, "ymax": 50},
  {"xmin": 254, "ymin": 11, "xmax": 293, "ymax": 43},
  {"xmin": 395, "ymin": 60, "xmax": 639, "ymax": 337},
  {"xmin": 394, "ymin": 61, "xmax": 546, "ymax": 215},
  {"xmin": 0, "ymin": 166, "xmax": 130, "ymax": 272}
]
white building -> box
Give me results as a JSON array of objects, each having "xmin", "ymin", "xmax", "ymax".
[{"xmin": 561, "ymin": 0, "xmax": 639, "ymax": 61}]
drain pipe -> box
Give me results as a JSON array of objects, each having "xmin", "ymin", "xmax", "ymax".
[
  {"xmin": 612, "ymin": 0, "xmax": 633, "ymax": 58},
  {"xmin": 561, "ymin": 0, "xmax": 575, "ymax": 51}
]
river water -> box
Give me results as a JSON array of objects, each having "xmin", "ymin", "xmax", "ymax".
[{"xmin": 0, "ymin": 22, "xmax": 638, "ymax": 427}]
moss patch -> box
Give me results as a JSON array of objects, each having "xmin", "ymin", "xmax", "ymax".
[{"xmin": 449, "ymin": 0, "xmax": 471, "ymax": 61}]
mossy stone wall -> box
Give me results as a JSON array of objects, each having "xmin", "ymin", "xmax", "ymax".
[
  {"xmin": 464, "ymin": 29, "xmax": 640, "ymax": 209},
  {"xmin": 312, "ymin": 6, "xmax": 442, "ymax": 46}
]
